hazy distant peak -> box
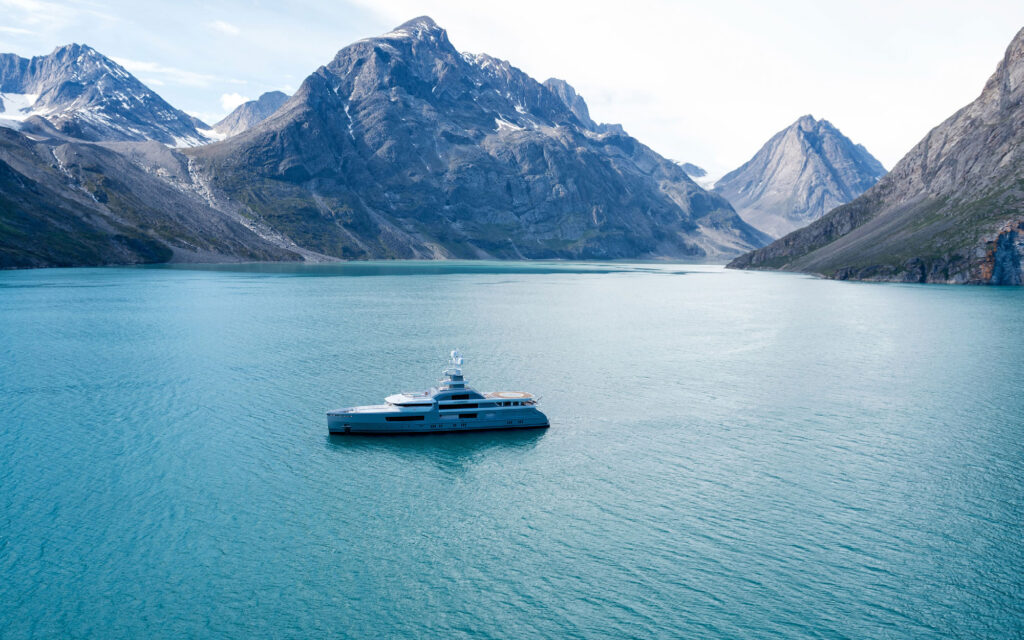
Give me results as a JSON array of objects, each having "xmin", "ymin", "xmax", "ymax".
[
  {"xmin": 254, "ymin": 90, "xmax": 288, "ymax": 105},
  {"xmin": 715, "ymin": 115, "xmax": 886, "ymax": 238},
  {"xmin": 213, "ymin": 90, "xmax": 289, "ymax": 138},
  {"xmin": 679, "ymin": 162, "xmax": 707, "ymax": 178}
]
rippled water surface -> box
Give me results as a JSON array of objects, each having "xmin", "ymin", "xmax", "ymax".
[{"xmin": 2, "ymin": 262, "xmax": 1023, "ymax": 638}]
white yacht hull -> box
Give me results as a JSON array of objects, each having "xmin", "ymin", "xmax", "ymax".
[{"xmin": 327, "ymin": 407, "xmax": 549, "ymax": 434}]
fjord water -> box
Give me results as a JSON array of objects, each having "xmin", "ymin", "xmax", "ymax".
[{"xmin": 1, "ymin": 263, "xmax": 1022, "ymax": 638}]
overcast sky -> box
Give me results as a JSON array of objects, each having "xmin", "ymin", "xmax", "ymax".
[{"xmin": 1, "ymin": 0, "xmax": 1022, "ymax": 174}]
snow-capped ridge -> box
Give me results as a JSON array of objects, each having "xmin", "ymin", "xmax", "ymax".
[{"xmin": 0, "ymin": 42, "xmax": 212, "ymax": 145}]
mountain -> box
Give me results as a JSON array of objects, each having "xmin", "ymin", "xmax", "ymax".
[
  {"xmin": 0, "ymin": 43, "xmax": 211, "ymax": 145},
  {"xmin": 714, "ymin": 116, "xmax": 886, "ymax": 238},
  {"xmin": 0, "ymin": 126, "xmax": 299, "ymax": 268},
  {"xmin": 728, "ymin": 27, "xmax": 1024, "ymax": 285},
  {"xmin": 186, "ymin": 17, "xmax": 768, "ymax": 260},
  {"xmin": 679, "ymin": 163, "xmax": 707, "ymax": 178},
  {"xmin": 214, "ymin": 91, "xmax": 289, "ymax": 137}
]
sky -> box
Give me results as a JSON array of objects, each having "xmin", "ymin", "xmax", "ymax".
[{"xmin": 0, "ymin": 0, "xmax": 1022, "ymax": 174}]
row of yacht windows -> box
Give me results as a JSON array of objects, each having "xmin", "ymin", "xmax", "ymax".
[
  {"xmin": 389, "ymin": 401, "xmax": 525, "ymax": 420},
  {"xmin": 438, "ymin": 401, "xmax": 525, "ymax": 410}
]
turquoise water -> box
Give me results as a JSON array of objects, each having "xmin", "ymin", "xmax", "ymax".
[{"xmin": 1, "ymin": 262, "xmax": 1022, "ymax": 638}]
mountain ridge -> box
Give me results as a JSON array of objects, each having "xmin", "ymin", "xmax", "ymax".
[{"xmin": 0, "ymin": 43, "xmax": 212, "ymax": 145}]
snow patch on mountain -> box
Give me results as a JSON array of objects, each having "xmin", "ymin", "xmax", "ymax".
[{"xmin": 0, "ymin": 93, "xmax": 44, "ymax": 129}]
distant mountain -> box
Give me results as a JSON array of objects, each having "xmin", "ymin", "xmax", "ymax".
[
  {"xmin": 715, "ymin": 116, "xmax": 886, "ymax": 238},
  {"xmin": 186, "ymin": 17, "xmax": 768, "ymax": 261},
  {"xmin": 729, "ymin": 27, "xmax": 1024, "ymax": 285},
  {"xmin": 0, "ymin": 43, "xmax": 212, "ymax": 145},
  {"xmin": 679, "ymin": 163, "xmax": 706, "ymax": 178},
  {"xmin": 214, "ymin": 91, "xmax": 289, "ymax": 138}
]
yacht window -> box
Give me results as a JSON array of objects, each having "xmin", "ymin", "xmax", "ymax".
[
  {"xmin": 439, "ymin": 403, "xmax": 478, "ymax": 410},
  {"xmin": 451, "ymin": 394, "xmax": 470, "ymax": 400},
  {"xmin": 385, "ymin": 415, "xmax": 425, "ymax": 422},
  {"xmin": 459, "ymin": 413, "xmax": 477, "ymax": 419}
]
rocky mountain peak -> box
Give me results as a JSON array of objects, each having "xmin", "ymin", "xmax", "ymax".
[
  {"xmin": 970, "ymin": 26, "xmax": 1024, "ymax": 121},
  {"xmin": 714, "ymin": 115, "xmax": 886, "ymax": 238},
  {"xmin": 51, "ymin": 42, "xmax": 100, "ymax": 59},
  {"xmin": 213, "ymin": 90, "xmax": 289, "ymax": 138},
  {"xmin": 368, "ymin": 16, "xmax": 451, "ymax": 47},
  {"xmin": 0, "ymin": 43, "xmax": 210, "ymax": 145},
  {"xmin": 392, "ymin": 15, "xmax": 442, "ymax": 34},
  {"xmin": 795, "ymin": 113, "xmax": 817, "ymax": 128}
]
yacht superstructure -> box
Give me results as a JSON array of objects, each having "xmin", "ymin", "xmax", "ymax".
[{"xmin": 327, "ymin": 350, "xmax": 549, "ymax": 434}]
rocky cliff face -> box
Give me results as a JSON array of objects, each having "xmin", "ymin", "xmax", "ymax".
[
  {"xmin": 542, "ymin": 78, "xmax": 597, "ymax": 129},
  {"xmin": 0, "ymin": 44, "xmax": 212, "ymax": 145},
  {"xmin": 715, "ymin": 116, "xmax": 886, "ymax": 238},
  {"xmin": 214, "ymin": 91, "xmax": 289, "ymax": 138},
  {"xmin": 187, "ymin": 17, "xmax": 769, "ymax": 261},
  {"xmin": 728, "ymin": 27, "xmax": 1024, "ymax": 285}
]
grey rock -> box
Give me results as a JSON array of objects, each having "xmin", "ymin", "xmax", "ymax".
[{"xmin": 715, "ymin": 115, "xmax": 886, "ymax": 238}]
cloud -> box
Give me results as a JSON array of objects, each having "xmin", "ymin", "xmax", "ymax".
[
  {"xmin": 112, "ymin": 56, "xmax": 243, "ymax": 88},
  {"xmin": 220, "ymin": 92, "xmax": 249, "ymax": 111},
  {"xmin": 0, "ymin": 26, "xmax": 34, "ymax": 35},
  {"xmin": 208, "ymin": 20, "xmax": 240, "ymax": 36},
  {"xmin": 0, "ymin": 0, "xmax": 116, "ymax": 30}
]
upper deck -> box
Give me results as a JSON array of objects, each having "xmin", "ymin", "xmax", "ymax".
[{"xmin": 331, "ymin": 350, "xmax": 539, "ymax": 415}]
